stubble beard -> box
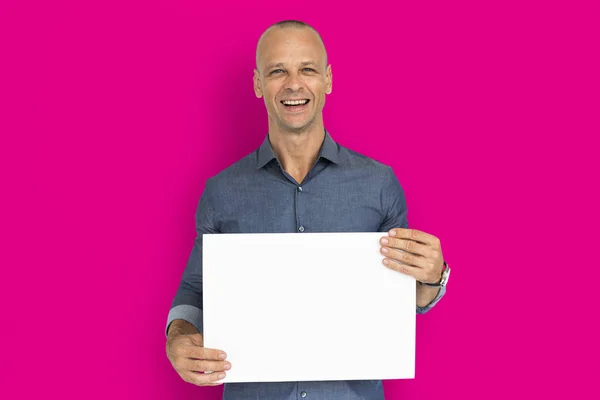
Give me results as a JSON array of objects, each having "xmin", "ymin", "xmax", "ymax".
[{"xmin": 274, "ymin": 109, "xmax": 318, "ymax": 136}]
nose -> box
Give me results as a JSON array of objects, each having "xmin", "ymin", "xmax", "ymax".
[{"xmin": 285, "ymin": 71, "xmax": 304, "ymax": 92}]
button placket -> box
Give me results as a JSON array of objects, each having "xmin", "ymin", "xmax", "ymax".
[{"xmin": 295, "ymin": 185, "xmax": 305, "ymax": 232}]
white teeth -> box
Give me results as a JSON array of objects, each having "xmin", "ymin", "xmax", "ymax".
[{"xmin": 282, "ymin": 99, "xmax": 308, "ymax": 106}]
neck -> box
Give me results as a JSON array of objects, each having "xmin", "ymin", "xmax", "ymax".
[{"xmin": 268, "ymin": 119, "xmax": 325, "ymax": 184}]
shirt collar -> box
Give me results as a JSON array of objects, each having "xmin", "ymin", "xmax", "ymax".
[{"xmin": 256, "ymin": 129, "xmax": 340, "ymax": 169}]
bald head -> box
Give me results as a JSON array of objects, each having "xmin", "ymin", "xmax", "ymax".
[
  {"xmin": 255, "ymin": 20, "xmax": 328, "ymax": 72},
  {"xmin": 252, "ymin": 20, "xmax": 332, "ymax": 135}
]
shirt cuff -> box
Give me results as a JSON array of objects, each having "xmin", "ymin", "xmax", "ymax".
[
  {"xmin": 165, "ymin": 304, "xmax": 204, "ymax": 336},
  {"xmin": 416, "ymin": 285, "xmax": 446, "ymax": 314}
]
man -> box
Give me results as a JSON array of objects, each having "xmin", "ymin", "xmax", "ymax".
[{"xmin": 166, "ymin": 20, "xmax": 448, "ymax": 399}]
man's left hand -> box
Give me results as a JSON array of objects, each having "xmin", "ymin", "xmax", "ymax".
[{"xmin": 379, "ymin": 228, "xmax": 444, "ymax": 284}]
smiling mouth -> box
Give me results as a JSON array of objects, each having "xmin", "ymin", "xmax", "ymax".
[{"xmin": 281, "ymin": 99, "xmax": 310, "ymax": 109}]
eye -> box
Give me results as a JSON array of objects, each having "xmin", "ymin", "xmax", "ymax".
[
  {"xmin": 302, "ymin": 68, "xmax": 316, "ymax": 73},
  {"xmin": 270, "ymin": 69, "xmax": 284, "ymax": 76}
]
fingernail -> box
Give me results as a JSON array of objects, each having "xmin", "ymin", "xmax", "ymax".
[
  {"xmin": 381, "ymin": 238, "xmax": 388, "ymax": 245},
  {"xmin": 383, "ymin": 259, "xmax": 389, "ymax": 265},
  {"xmin": 219, "ymin": 353, "xmax": 227, "ymax": 360},
  {"xmin": 218, "ymin": 373, "xmax": 226, "ymax": 379},
  {"xmin": 389, "ymin": 230, "xmax": 397, "ymax": 237},
  {"xmin": 224, "ymin": 363, "xmax": 231, "ymax": 370},
  {"xmin": 381, "ymin": 247, "xmax": 388, "ymax": 254}
]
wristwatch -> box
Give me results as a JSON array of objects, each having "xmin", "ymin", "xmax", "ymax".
[{"xmin": 420, "ymin": 261, "xmax": 450, "ymax": 288}]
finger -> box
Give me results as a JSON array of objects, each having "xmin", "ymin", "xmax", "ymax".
[
  {"xmin": 182, "ymin": 359, "xmax": 232, "ymax": 373},
  {"xmin": 389, "ymin": 228, "xmax": 440, "ymax": 247},
  {"xmin": 382, "ymin": 258, "xmax": 428, "ymax": 281},
  {"xmin": 182, "ymin": 346, "xmax": 227, "ymax": 361},
  {"xmin": 182, "ymin": 370, "xmax": 227, "ymax": 386},
  {"xmin": 380, "ymin": 237, "xmax": 430, "ymax": 257},
  {"xmin": 193, "ymin": 371, "xmax": 225, "ymax": 386},
  {"xmin": 380, "ymin": 247, "xmax": 428, "ymax": 268}
]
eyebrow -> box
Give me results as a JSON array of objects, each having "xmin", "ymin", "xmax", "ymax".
[
  {"xmin": 264, "ymin": 61, "xmax": 319, "ymax": 71},
  {"xmin": 265, "ymin": 62, "xmax": 285, "ymax": 71}
]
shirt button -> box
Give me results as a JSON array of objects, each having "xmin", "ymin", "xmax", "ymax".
[
  {"xmin": 301, "ymin": 392, "xmax": 307, "ymax": 398},
  {"xmin": 298, "ymin": 226, "xmax": 305, "ymax": 232},
  {"xmin": 298, "ymin": 186, "xmax": 303, "ymax": 192}
]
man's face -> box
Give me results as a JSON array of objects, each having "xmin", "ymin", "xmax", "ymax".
[{"xmin": 254, "ymin": 27, "xmax": 332, "ymax": 133}]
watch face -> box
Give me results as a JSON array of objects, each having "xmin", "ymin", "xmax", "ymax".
[{"xmin": 441, "ymin": 267, "xmax": 450, "ymax": 286}]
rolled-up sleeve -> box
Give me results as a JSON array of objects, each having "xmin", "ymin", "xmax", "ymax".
[
  {"xmin": 378, "ymin": 166, "xmax": 446, "ymax": 314},
  {"xmin": 165, "ymin": 179, "xmax": 220, "ymax": 336},
  {"xmin": 415, "ymin": 285, "xmax": 446, "ymax": 314}
]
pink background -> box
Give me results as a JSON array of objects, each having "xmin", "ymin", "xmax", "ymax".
[{"xmin": 1, "ymin": 1, "xmax": 599, "ymax": 398}]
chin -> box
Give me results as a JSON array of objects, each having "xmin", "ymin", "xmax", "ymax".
[{"xmin": 283, "ymin": 117, "xmax": 315, "ymax": 131}]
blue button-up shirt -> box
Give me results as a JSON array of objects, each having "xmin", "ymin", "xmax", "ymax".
[{"xmin": 167, "ymin": 130, "xmax": 445, "ymax": 399}]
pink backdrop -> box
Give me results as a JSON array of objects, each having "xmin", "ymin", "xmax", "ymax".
[{"xmin": 1, "ymin": 1, "xmax": 599, "ymax": 399}]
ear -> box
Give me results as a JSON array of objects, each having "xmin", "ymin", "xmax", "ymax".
[
  {"xmin": 253, "ymin": 69, "xmax": 263, "ymax": 98},
  {"xmin": 325, "ymin": 64, "xmax": 332, "ymax": 94}
]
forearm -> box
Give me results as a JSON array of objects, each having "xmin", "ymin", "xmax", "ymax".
[
  {"xmin": 416, "ymin": 282, "xmax": 440, "ymax": 308},
  {"xmin": 166, "ymin": 245, "xmax": 205, "ymax": 336},
  {"xmin": 167, "ymin": 319, "xmax": 200, "ymax": 338}
]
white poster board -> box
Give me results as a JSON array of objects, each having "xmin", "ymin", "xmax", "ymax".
[{"xmin": 203, "ymin": 232, "xmax": 415, "ymax": 383}]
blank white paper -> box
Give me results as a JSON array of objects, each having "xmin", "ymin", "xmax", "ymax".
[{"xmin": 202, "ymin": 232, "xmax": 415, "ymax": 383}]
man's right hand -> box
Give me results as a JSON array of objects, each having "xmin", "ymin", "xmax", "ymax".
[{"xmin": 166, "ymin": 319, "xmax": 231, "ymax": 386}]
